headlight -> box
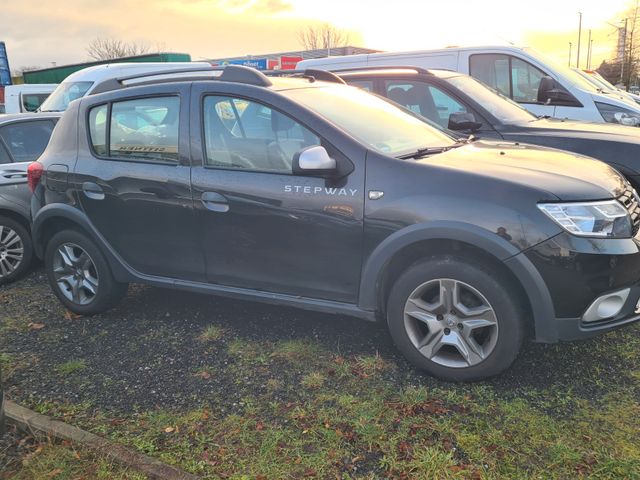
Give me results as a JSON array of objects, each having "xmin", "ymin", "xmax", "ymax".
[
  {"xmin": 595, "ymin": 102, "xmax": 640, "ymax": 126},
  {"xmin": 538, "ymin": 200, "xmax": 632, "ymax": 237}
]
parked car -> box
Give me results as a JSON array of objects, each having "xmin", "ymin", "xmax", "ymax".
[
  {"xmin": 577, "ymin": 69, "xmax": 640, "ymax": 105},
  {"xmin": 29, "ymin": 66, "xmax": 640, "ymax": 381},
  {"xmin": 318, "ymin": 66, "xmax": 640, "ymax": 190},
  {"xmin": 4, "ymin": 84, "xmax": 57, "ymax": 114},
  {"xmin": 38, "ymin": 62, "xmax": 213, "ymax": 113},
  {"xmin": 0, "ymin": 113, "xmax": 60, "ymax": 284},
  {"xmin": 297, "ymin": 46, "xmax": 640, "ymax": 125}
]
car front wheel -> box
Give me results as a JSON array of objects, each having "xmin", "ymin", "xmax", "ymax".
[
  {"xmin": 45, "ymin": 230, "xmax": 128, "ymax": 315},
  {"xmin": 387, "ymin": 255, "xmax": 525, "ymax": 381}
]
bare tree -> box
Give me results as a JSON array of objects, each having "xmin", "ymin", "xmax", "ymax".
[
  {"xmin": 86, "ymin": 37, "xmax": 153, "ymax": 61},
  {"xmin": 298, "ymin": 24, "xmax": 350, "ymax": 52}
]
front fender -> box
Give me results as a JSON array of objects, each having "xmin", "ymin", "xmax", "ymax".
[{"xmin": 358, "ymin": 221, "xmax": 558, "ymax": 342}]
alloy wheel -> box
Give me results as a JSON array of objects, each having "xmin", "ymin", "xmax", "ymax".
[
  {"xmin": 52, "ymin": 243, "xmax": 99, "ymax": 305},
  {"xmin": 403, "ymin": 278, "xmax": 499, "ymax": 368},
  {"xmin": 0, "ymin": 225, "xmax": 24, "ymax": 279}
]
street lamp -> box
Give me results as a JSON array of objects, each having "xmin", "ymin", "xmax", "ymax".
[{"xmin": 577, "ymin": 11, "xmax": 583, "ymax": 68}]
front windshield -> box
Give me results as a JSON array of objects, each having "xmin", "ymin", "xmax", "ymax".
[
  {"xmin": 40, "ymin": 81, "xmax": 93, "ymax": 112},
  {"xmin": 573, "ymin": 69, "xmax": 613, "ymax": 92},
  {"xmin": 283, "ymin": 85, "xmax": 455, "ymax": 156},
  {"xmin": 446, "ymin": 75, "xmax": 536, "ymax": 124}
]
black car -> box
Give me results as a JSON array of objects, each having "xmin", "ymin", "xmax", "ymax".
[
  {"xmin": 29, "ymin": 66, "xmax": 640, "ymax": 381},
  {"xmin": 328, "ymin": 66, "xmax": 640, "ymax": 190},
  {"xmin": 0, "ymin": 113, "xmax": 60, "ymax": 284}
]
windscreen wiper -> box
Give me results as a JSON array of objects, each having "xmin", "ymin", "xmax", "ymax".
[{"xmin": 397, "ymin": 140, "xmax": 468, "ymax": 160}]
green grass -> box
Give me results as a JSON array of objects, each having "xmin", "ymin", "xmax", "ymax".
[
  {"xmin": 22, "ymin": 329, "xmax": 638, "ymax": 479},
  {"xmin": 4, "ymin": 273, "xmax": 640, "ymax": 478},
  {"xmin": 56, "ymin": 359, "xmax": 87, "ymax": 375},
  {"xmin": 3, "ymin": 437, "xmax": 147, "ymax": 480},
  {"xmin": 198, "ymin": 325, "xmax": 226, "ymax": 342}
]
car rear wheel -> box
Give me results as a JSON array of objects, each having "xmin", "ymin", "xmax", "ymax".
[
  {"xmin": 45, "ymin": 230, "xmax": 128, "ymax": 315},
  {"xmin": 0, "ymin": 216, "xmax": 33, "ymax": 286},
  {"xmin": 387, "ymin": 255, "xmax": 525, "ymax": 381}
]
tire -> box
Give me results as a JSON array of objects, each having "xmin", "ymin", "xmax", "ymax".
[
  {"xmin": 0, "ymin": 216, "xmax": 33, "ymax": 286},
  {"xmin": 386, "ymin": 255, "xmax": 525, "ymax": 382},
  {"xmin": 44, "ymin": 229, "xmax": 128, "ymax": 315}
]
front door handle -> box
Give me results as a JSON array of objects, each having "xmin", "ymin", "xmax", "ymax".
[
  {"xmin": 82, "ymin": 182, "xmax": 105, "ymax": 201},
  {"xmin": 201, "ymin": 191, "xmax": 229, "ymax": 213}
]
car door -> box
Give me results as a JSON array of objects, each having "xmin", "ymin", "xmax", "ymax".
[
  {"xmin": 190, "ymin": 85, "xmax": 365, "ymax": 303},
  {"xmin": 468, "ymin": 53, "xmax": 562, "ymax": 119},
  {"xmin": 0, "ymin": 119, "xmax": 57, "ymax": 209},
  {"xmin": 78, "ymin": 86, "xmax": 204, "ymax": 281}
]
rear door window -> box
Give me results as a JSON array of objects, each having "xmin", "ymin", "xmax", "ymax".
[
  {"xmin": 0, "ymin": 120, "xmax": 56, "ymax": 163},
  {"xmin": 88, "ymin": 96, "xmax": 180, "ymax": 163}
]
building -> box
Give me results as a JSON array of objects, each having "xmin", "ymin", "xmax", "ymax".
[
  {"xmin": 21, "ymin": 52, "xmax": 192, "ymax": 84},
  {"xmin": 206, "ymin": 46, "xmax": 380, "ymax": 70}
]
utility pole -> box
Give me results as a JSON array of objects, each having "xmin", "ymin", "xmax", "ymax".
[
  {"xmin": 588, "ymin": 39, "xmax": 594, "ymax": 69},
  {"xmin": 568, "ymin": 42, "xmax": 572, "ymax": 67},
  {"xmin": 622, "ymin": 18, "xmax": 628, "ymax": 84},
  {"xmin": 577, "ymin": 11, "xmax": 583, "ymax": 68},
  {"xmin": 586, "ymin": 30, "xmax": 592, "ymax": 69}
]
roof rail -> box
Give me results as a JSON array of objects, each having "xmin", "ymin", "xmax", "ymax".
[
  {"xmin": 330, "ymin": 66, "xmax": 433, "ymax": 75},
  {"xmin": 265, "ymin": 69, "xmax": 346, "ymax": 84},
  {"xmin": 219, "ymin": 65, "xmax": 273, "ymax": 86},
  {"xmin": 91, "ymin": 65, "xmax": 272, "ymax": 95}
]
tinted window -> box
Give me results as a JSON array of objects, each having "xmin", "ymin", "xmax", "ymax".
[
  {"xmin": 90, "ymin": 96, "xmax": 180, "ymax": 163},
  {"xmin": 22, "ymin": 93, "xmax": 51, "ymax": 112},
  {"xmin": 0, "ymin": 120, "xmax": 55, "ymax": 163},
  {"xmin": 0, "ymin": 142, "xmax": 11, "ymax": 164},
  {"xmin": 469, "ymin": 54, "xmax": 511, "ymax": 97},
  {"xmin": 347, "ymin": 79, "xmax": 374, "ymax": 92},
  {"xmin": 203, "ymin": 96, "xmax": 320, "ymax": 173},
  {"xmin": 383, "ymin": 81, "xmax": 467, "ymax": 129}
]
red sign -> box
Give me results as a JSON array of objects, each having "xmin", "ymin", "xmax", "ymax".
[
  {"xmin": 280, "ymin": 56, "xmax": 303, "ymax": 70},
  {"xmin": 0, "ymin": 86, "xmax": 4, "ymax": 104},
  {"xmin": 268, "ymin": 59, "xmax": 279, "ymax": 70}
]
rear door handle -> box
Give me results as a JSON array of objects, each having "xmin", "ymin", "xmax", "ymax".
[
  {"xmin": 82, "ymin": 182, "xmax": 105, "ymax": 200},
  {"xmin": 1, "ymin": 169, "xmax": 27, "ymax": 179},
  {"xmin": 201, "ymin": 191, "xmax": 229, "ymax": 213}
]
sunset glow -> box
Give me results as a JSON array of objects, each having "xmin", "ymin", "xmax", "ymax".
[{"xmin": 1, "ymin": 0, "xmax": 634, "ymax": 70}]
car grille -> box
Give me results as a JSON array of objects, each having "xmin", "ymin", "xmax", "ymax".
[{"xmin": 618, "ymin": 185, "xmax": 640, "ymax": 236}]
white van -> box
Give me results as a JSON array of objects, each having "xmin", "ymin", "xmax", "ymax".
[
  {"xmin": 39, "ymin": 62, "xmax": 212, "ymax": 112},
  {"xmin": 4, "ymin": 84, "xmax": 57, "ymax": 113},
  {"xmin": 298, "ymin": 46, "xmax": 640, "ymax": 126}
]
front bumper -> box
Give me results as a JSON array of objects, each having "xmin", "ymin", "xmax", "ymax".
[{"xmin": 523, "ymin": 232, "xmax": 640, "ymax": 341}]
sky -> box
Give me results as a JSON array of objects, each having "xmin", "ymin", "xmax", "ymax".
[{"xmin": 0, "ymin": 0, "xmax": 635, "ymax": 73}]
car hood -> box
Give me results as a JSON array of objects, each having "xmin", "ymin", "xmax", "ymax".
[
  {"xmin": 520, "ymin": 117, "xmax": 640, "ymax": 142},
  {"xmin": 417, "ymin": 141, "xmax": 626, "ymax": 201}
]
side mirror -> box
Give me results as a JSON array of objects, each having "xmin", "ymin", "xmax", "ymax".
[
  {"xmin": 537, "ymin": 76, "xmax": 582, "ymax": 107},
  {"xmin": 448, "ymin": 112, "xmax": 482, "ymax": 131},
  {"xmin": 292, "ymin": 146, "xmax": 337, "ymax": 176}
]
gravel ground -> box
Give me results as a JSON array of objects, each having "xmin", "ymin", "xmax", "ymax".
[{"xmin": 1, "ymin": 268, "xmax": 638, "ymax": 416}]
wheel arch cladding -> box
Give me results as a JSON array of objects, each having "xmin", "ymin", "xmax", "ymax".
[{"xmin": 358, "ymin": 221, "xmax": 558, "ymax": 342}]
